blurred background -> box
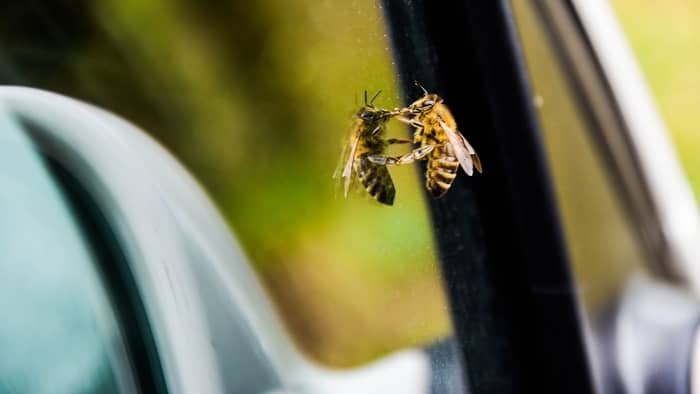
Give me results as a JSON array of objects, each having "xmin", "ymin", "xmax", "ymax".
[
  {"xmin": 0, "ymin": 0, "xmax": 698, "ymax": 368},
  {"xmin": 611, "ymin": 0, "xmax": 700, "ymax": 200},
  {"xmin": 0, "ymin": 0, "xmax": 448, "ymax": 367}
]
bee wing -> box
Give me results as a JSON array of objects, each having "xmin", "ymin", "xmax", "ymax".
[
  {"xmin": 438, "ymin": 118, "xmax": 476, "ymax": 176},
  {"xmin": 460, "ymin": 132, "xmax": 483, "ymax": 174},
  {"xmin": 334, "ymin": 132, "xmax": 361, "ymax": 198}
]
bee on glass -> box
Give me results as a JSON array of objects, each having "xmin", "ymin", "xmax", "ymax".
[
  {"xmin": 335, "ymin": 90, "xmax": 410, "ymax": 205},
  {"xmin": 369, "ymin": 83, "xmax": 482, "ymax": 198}
]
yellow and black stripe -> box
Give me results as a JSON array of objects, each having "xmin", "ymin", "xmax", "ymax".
[
  {"xmin": 358, "ymin": 154, "xmax": 396, "ymax": 205},
  {"xmin": 426, "ymin": 145, "xmax": 459, "ymax": 198}
]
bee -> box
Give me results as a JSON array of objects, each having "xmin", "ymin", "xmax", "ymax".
[
  {"xmin": 335, "ymin": 90, "xmax": 409, "ymax": 205},
  {"xmin": 368, "ymin": 84, "xmax": 482, "ymax": 198}
]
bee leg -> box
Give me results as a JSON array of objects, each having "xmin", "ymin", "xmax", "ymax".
[
  {"xmin": 386, "ymin": 138, "xmax": 412, "ymax": 144},
  {"xmin": 395, "ymin": 116, "xmax": 424, "ymax": 129},
  {"xmin": 367, "ymin": 144, "xmax": 435, "ymax": 166},
  {"xmin": 406, "ymin": 144, "xmax": 435, "ymax": 162},
  {"xmin": 365, "ymin": 155, "xmax": 392, "ymax": 166},
  {"xmin": 413, "ymin": 128, "xmax": 424, "ymax": 144},
  {"xmin": 393, "ymin": 116, "xmax": 425, "ymax": 143}
]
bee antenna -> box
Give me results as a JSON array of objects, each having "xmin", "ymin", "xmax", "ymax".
[
  {"xmin": 364, "ymin": 90, "xmax": 369, "ymax": 106},
  {"xmin": 414, "ymin": 81, "xmax": 428, "ymax": 95},
  {"xmin": 369, "ymin": 89, "xmax": 382, "ymax": 105}
]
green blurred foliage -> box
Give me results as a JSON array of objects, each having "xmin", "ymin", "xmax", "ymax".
[
  {"xmin": 0, "ymin": 0, "xmax": 449, "ymax": 366},
  {"xmin": 611, "ymin": 0, "xmax": 700, "ymax": 200}
]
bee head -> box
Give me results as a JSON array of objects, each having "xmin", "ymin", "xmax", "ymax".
[
  {"xmin": 356, "ymin": 89, "xmax": 388, "ymax": 123},
  {"xmin": 409, "ymin": 94, "xmax": 440, "ymax": 114},
  {"xmin": 357, "ymin": 106, "xmax": 380, "ymax": 120}
]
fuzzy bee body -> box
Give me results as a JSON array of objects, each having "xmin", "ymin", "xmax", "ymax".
[
  {"xmin": 405, "ymin": 92, "xmax": 482, "ymax": 198},
  {"xmin": 355, "ymin": 138, "xmax": 396, "ymax": 205},
  {"xmin": 336, "ymin": 91, "xmax": 397, "ymax": 205},
  {"xmin": 338, "ymin": 87, "xmax": 481, "ymax": 204},
  {"xmin": 424, "ymin": 138, "xmax": 461, "ymax": 198}
]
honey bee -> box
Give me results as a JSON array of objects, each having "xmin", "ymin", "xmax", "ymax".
[
  {"xmin": 368, "ymin": 84, "xmax": 482, "ymax": 198},
  {"xmin": 335, "ymin": 90, "xmax": 408, "ymax": 205}
]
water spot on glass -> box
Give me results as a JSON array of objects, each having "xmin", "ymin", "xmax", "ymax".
[{"xmin": 533, "ymin": 94, "xmax": 544, "ymax": 108}]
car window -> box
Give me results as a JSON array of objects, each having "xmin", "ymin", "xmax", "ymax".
[
  {"xmin": 0, "ymin": 0, "xmax": 452, "ymax": 368},
  {"xmin": 0, "ymin": 112, "xmax": 138, "ymax": 393},
  {"xmin": 511, "ymin": 3, "xmax": 649, "ymax": 314},
  {"xmin": 511, "ymin": 4, "xmax": 661, "ymax": 388}
]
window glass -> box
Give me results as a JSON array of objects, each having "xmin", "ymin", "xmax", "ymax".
[
  {"xmin": 0, "ymin": 1, "xmax": 451, "ymax": 366},
  {"xmin": 0, "ymin": 112, "xmax": 137, "ymax": 392},
  {"xmin": 512, "ymin": 2, "xmax": 648, "ymax": 313}
]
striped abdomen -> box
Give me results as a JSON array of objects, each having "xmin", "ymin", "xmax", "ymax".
[
  {"xmin": 357, "ymin": 154, "xmax": 395, "ymax": 205},
  {"xmin": 426, "ymin": 144, "xmax": 459, "ymax": 198}
]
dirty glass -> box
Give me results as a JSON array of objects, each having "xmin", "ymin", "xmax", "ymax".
[
  {"xmin": 512, "ymin": 2, "xmax": 648, "ymax": 313},
  {"xmin": 0, "ymin": 1, "xmax": 450, "ymax": 366}
]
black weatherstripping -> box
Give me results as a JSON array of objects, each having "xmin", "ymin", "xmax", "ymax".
[{"xmin": 381, "ymin": 1, "xmax": 594, "ymax": 393}]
